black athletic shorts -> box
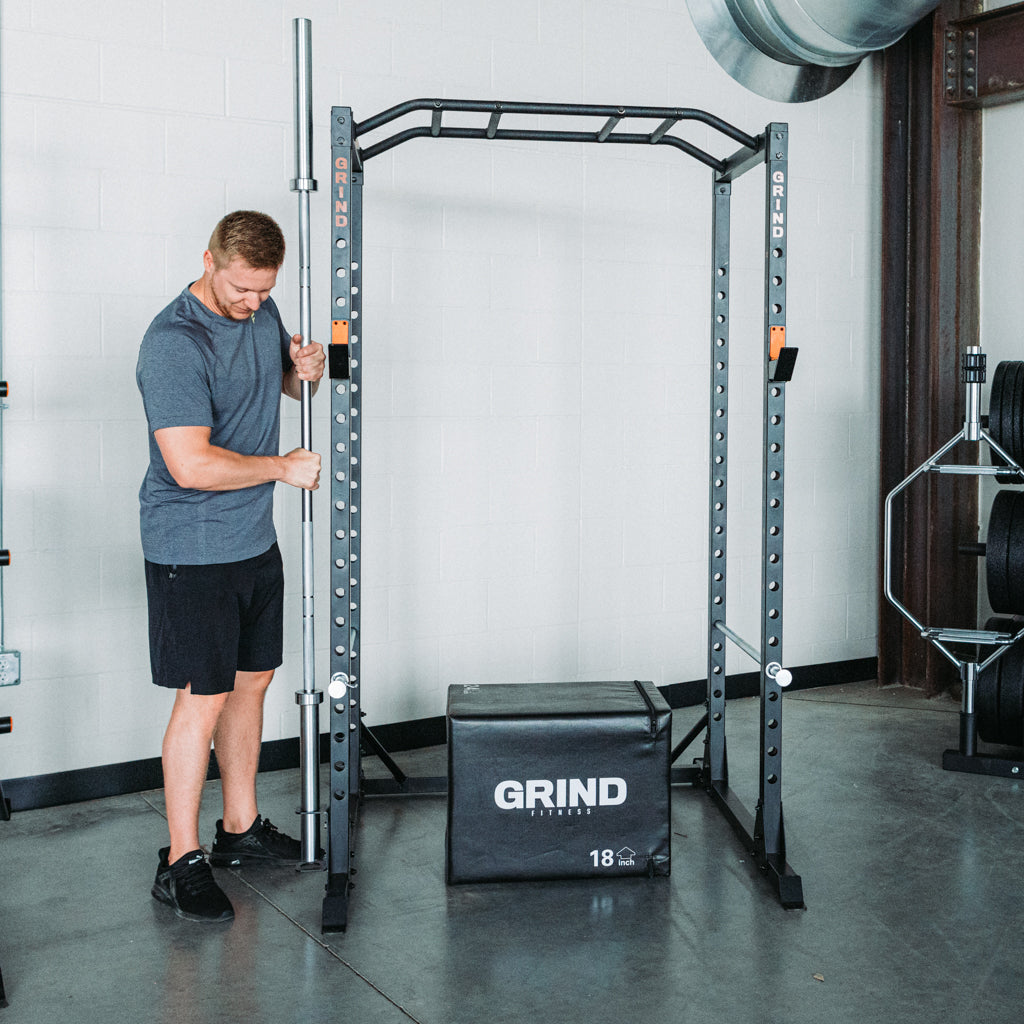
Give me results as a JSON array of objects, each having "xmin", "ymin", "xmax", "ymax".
[{"xmin": 145, "ymin": 543, "xmax": 284, "ymax": 696}]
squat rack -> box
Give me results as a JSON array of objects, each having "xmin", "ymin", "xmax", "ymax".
[{"xmin": 321, "ymin": 97, "xmax": 802, "ymax": 931}]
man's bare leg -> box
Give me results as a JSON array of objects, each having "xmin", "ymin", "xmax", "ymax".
[
  {"xmin": 213, "ymin": 669, "xmax": 274, "ymax": 834},
  {"xmin": 162, "ymin": 685, "xmax": 229, "ymax": 864}
]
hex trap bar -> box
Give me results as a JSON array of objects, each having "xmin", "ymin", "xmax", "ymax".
[
  {"xmin": 321, "ymin": 96, "xmax": 802, "ymax": 931},
  {"xmin": 884, "ymin": 346, "xmax": 1024, "ymax": 779}
]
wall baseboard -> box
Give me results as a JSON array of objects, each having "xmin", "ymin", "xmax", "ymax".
[{"xmin": 1, "ymin": 658, "xmax": 876, "ymax": 813}]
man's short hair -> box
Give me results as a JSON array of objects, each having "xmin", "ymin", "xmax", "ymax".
[{"xmin": 208, "ymin": 211, "xmax": 286, "ymax": 270}]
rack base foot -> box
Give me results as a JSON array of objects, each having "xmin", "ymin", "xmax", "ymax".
[
  {"xmin": 942, "ymin": 748, "xmax": 1024, "ymax": 778},
  {"xmin": 672, "ymin": 771, "xmax": 804, "ymax": 909},
  {"xmin": 322, "ymin": 879, "xmax": 350, "ymax": 933},
  {"xmin": 766, "ymin": 856, "xmax": 805, "ymax": 910},
  {"xmin": 707, "ymin": 780, "xmax": 805, "ymax": 910},
  {"xmin": 362, "ymin": 776, "xmax": 447, "ymax": 796},
  {"xmin": 670, "ymin": 764, "xmax": 702, "ymax": 785}
]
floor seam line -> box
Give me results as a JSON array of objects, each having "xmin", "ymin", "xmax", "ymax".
[{"xmin": 233, "ymin": 874, "xmax": 425, "ymax": 1023}]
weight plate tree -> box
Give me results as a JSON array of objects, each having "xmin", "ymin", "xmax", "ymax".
[
  {"xmin": 324, "ymin": 99, "xmax": 803, "ymax": 931},
  {"xmin": 884, "ymin": 348, "xmax": 1024, "ymax": 779},
  {"xmin": 967, "ymin": 365, "xmax": 1024, "ymax": 751}
]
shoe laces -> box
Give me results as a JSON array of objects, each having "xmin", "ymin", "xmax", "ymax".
[
  {"xmin": 174, "ymin": 854, "xmax": 219, "ymax": 896},
  {"xmin": 255, "ymin": 817, "xmax": 283, "ymax": 838}
]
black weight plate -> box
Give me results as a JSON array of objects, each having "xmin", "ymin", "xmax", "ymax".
[
  {"xmin": 989, "ymin": 632, "xmax": 1016, "ymax": 745},
  {"xmin": 975, "ymin": 662, "xmax": 1000, "ymax": 745},
  {"xmin": 998, "ymin": 634, "xmax": 1024, "ymax": 747},
  {"xmin": 991, "ymin": 637, "xmax": 1014, "ymax": 745},
  {"xmin": 1004, "ymin": 361, "xmax": 1022, "ymax": 458},
  {"xmin": 1011, "ymin": 362, "xmax": 1024, "ymax": 467},
  {"xmin": 1009, "ymin": 362, "xmax": 1022, "ymax": 465},
  {"xmin": 1000, "ymin": 361, "xmax": 1021, "ymax": 467},
  {"xmin": 1006, "ymin": 490, "xmax": 1024, "ymax": 614},
  {"xmin": 986, "ymin": 490, "xmax": 1015, "ymax": 612},
  {"xmin": 975, "ymin": 617, "xmax": 1006, "ymax": 744},
  {"xmin": 989, "ymin": 360, "xmax": 1008, "ymax": 465}
]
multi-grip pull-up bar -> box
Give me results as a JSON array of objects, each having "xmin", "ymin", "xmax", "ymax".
[
  {"xmin": 351, "ymin": 97, "xmax": 761, "ymax": 171},
  {"xmin": 295, "ymin": 30, "xmax": 802, "ymax": 928}
]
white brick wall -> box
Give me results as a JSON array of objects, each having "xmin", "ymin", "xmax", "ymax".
[
  {"xmin": 978, "ymin": 96, "xmax": 1024, "ymax": 622},
  {"xmin": 1, "ymin": 0, "xmax": 881, "ymax": 778}
]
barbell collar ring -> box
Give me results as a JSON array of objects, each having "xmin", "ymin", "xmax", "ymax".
[
  {"xmin": 961, "ymin": 349, "xmax": 986, "ymax": 384},
  {"xmin": 963, "ymin": 349, "xmax": 986, "ymax": 439},
  {"xmin": 290, "ymin": 177, "xmax": 319, "ymax": 192},
  {"xmin": 295, "ymin": 689, "xmax": 324, "ymax": 706}
]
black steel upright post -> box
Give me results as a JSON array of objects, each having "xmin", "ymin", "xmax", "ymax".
[
  {"xmin": 323, "ymin": 105, "xmax": 362, "ymax": 932},
  {"xmin": 754, "ymin": 123, "xmax": 801, "ymax": 907},
  {"xmin": 0, "ymin": 715, "xmax": 9, "ymax": 821},
  {"xmin": 1, "ymin": 714, "xmax": 9, "ymax": 1006},
  {"xmin": 706, "ymin": 179, "xmax": 732, "ymax": 787}
]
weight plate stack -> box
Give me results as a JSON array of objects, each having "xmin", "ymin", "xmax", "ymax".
[
  {"xmin": 984, "ymin": 489, "xmax": 1024, "ymax": 614},
  {"xmin": 977, "ymin": 617, "xmax": 1024, "ymax": 748},
  {"xmin": 999, "ymin": 637, "xmax": 1024, "ymax": 747},
  {"xmin": 1007, "ymin": 491, "xmax": 1024, "ymax": 613},
  {"xmin": 976, "ymin": 618, "xmax": 1007, "ymax": 745},
  {"xmin": 990, "ymin": 360, "xmax": 1007, "ymax": 453},
  {"xmin": 985, "ymin": 490, "xmax": 1016, "ymax": 612},
  {"xmin": 989, "ymin": 360, "xmax": 1024, "ymax": 481},
  {"xmin": 1012, "ymin": 362, "xmax": 1024, "ymax": 467}
]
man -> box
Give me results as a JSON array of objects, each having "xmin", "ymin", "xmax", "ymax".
[{"xmin": 136, "ymin": 211, "xmax": 326, "ymax": 923}]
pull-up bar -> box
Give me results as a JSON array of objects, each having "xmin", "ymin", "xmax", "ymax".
[{"xmin": 351, "ymin": 97, "xmax": 762, "ymax": 171}]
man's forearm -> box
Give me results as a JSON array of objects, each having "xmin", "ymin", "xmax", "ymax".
[
  {"xmin": 282, "ymin": 366, "xmax": 320, "ymax": 401},
  {"xmin": 167, "ymin": 442, "xmax": 287, "ymax": 492},
  {"xmin": 154, "ymin": 425, "xmax": 321, "ymax": 492}
]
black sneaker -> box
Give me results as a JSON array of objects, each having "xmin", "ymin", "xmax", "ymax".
[
  {"xmin": 210, "ymin": 815, "xmax": 320, "ymax": 866},
  {"xmin": 151, "ymin": 848, "xmax": 234, "ymax": 923}
]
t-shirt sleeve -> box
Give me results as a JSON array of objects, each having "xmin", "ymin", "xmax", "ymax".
[
  {"xmin": 281, "ymin": 320, "xmax": 292, "ymax": 374},
  {"xmin": 137, "ymin": 329, "xmax": 214, "ymax": 432},
  {"xmin": 265, "ymin": 296, "xmax": 294, "ymax": 373}
]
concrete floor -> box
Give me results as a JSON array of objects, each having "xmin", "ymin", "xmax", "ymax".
[{"xmin": 2, "ymin": 682, "xmax": 1023, "ymax": 1023}]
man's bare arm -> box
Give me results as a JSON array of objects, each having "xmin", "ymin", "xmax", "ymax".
[{"xmin": 154, "ymin": 425, "xmax": 321, "ymax": 492}]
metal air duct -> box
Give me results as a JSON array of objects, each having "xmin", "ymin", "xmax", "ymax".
[{"xmin": 686, "ymin": 0, "xmax": 942, "ymax": 101}]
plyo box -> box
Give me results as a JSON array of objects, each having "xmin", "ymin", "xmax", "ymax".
[{"xmin": 446, "ymin": 681, "xmax": 672, "ymax": 884}]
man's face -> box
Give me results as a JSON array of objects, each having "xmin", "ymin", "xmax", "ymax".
[{"xmin": 206, "ymin": 255, "xmax": 280, "ymax": 321}]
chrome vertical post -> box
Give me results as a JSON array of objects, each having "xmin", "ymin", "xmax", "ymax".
[{"xmin": 291, "ymin": 16, "xmax": 322, "ymax": 866}]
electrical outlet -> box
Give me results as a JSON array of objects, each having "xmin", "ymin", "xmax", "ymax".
[{"xmin": 0, "ymin": 651, "xmax": 20, "ymax": 686}]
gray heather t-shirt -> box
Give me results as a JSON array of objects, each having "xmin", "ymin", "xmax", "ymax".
[{"xmin": 136, "ymin": 286, "xmax": 292, "ymax": 565}]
